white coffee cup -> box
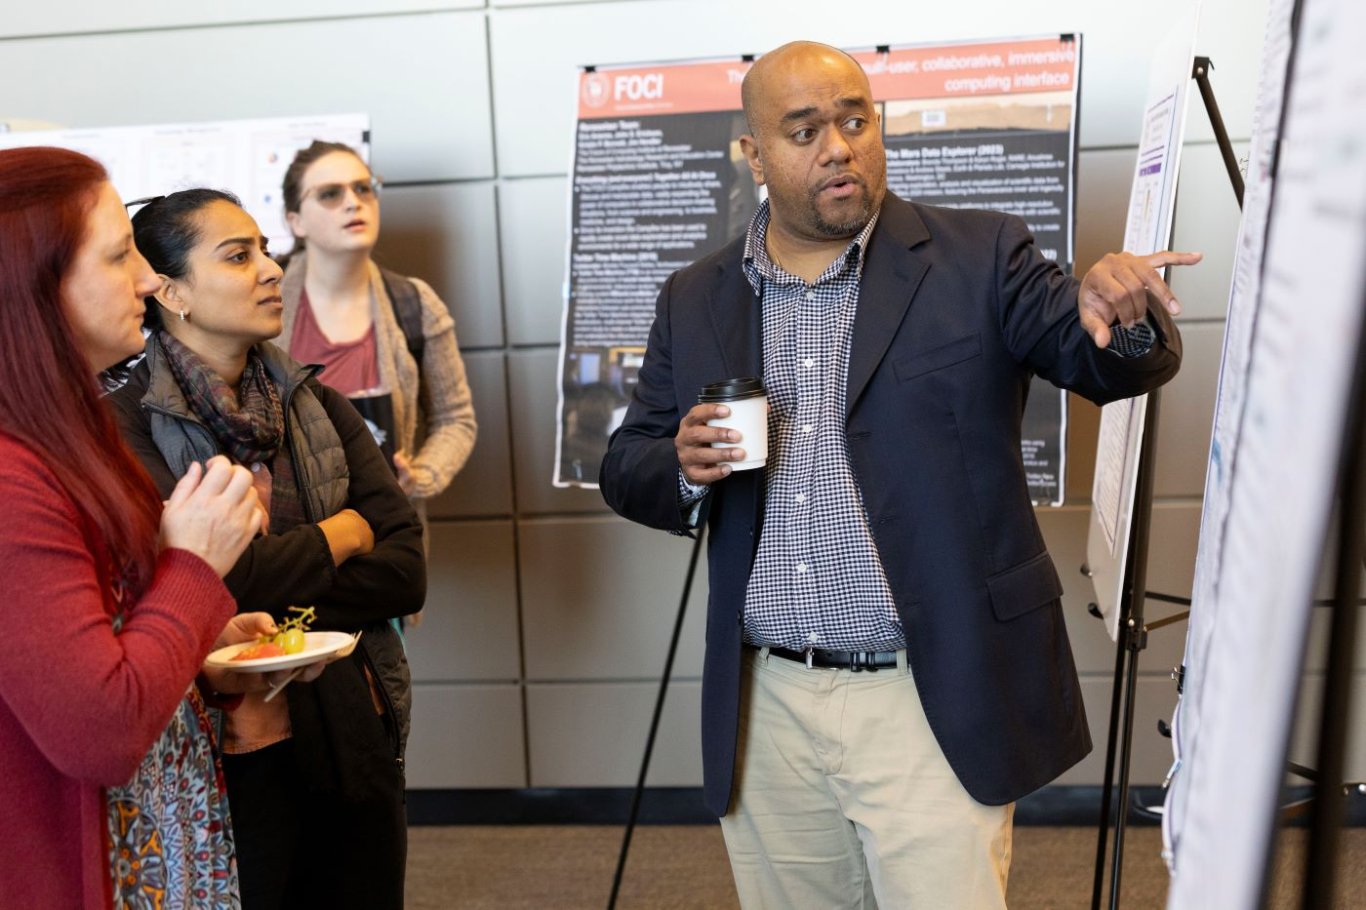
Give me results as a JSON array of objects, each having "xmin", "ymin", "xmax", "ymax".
[{"xmin": 699, "ymin": 377, "xmax": 768, "ymax": 471}]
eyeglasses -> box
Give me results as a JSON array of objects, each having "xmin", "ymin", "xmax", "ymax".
[{"xmin": 302, "ymin": 177, "xmax": 383, "ymax": 208}]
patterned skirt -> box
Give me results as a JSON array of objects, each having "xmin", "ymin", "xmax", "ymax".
[{"xmin": 106, "ymin": 687, "xmax": 240, "ymax": 909}]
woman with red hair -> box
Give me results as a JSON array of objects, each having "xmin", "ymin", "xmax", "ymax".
[{"xmin": 0, "ymin": 147, "xmax": 268, "ymax": 909}]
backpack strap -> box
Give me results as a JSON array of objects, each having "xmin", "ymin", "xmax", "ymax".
[{"xmin": 378, "ymin": 267, "xmax": 425, "ymax": 364}]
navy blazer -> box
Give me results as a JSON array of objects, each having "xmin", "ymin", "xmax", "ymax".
[{"xmin": 600, "ymin": 193, "xmax": 1181, "ymax": 814}]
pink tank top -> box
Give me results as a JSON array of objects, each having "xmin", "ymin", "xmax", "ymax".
[{"xmin": 289, "ymin": 289, "xmax": 381, "ymax": 396}]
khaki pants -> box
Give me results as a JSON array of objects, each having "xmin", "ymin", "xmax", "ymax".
[{"xmin": 719, "ymin": 648, "xmax": 1012, "ymax": 910}]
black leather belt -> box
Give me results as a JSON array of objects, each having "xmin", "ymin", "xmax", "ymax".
[{"xmin": 756, "ymin": 645, "xmax": 901, "ymax": 671}]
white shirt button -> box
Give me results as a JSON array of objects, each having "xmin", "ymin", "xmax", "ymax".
[
  {"xmin": 796, "ymin": 562, "xmax": 808, "ymax": 574},
  {"xmin": 803, "ymin": 358, "xmax": 814, "ymax": 368},
  {"xmin": 802, "ymin": 424, "xmax": 813, "ymax": 434},
  {"xmin": 795, "ymin": 493, "xmax": 807, "ymax": 503},
  {"xmin": 804, "ymin": 291, "xmax": 815, "ymax": 300}
]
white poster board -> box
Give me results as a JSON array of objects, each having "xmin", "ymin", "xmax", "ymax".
[
  {"xmin": 0, "ymin": 113, "xmax": 370, "ymax": 256},
  {"xmin": 1085, "ymin": 6, "xmax": 1200, "ymax": 641},
  {"xmin": 1165, "ymin": 0, "xmax": 1366, "ymax": 905},
  {"xmin": 1162, "ymin": 0, "xmax": 1295, "ymax": 874}
]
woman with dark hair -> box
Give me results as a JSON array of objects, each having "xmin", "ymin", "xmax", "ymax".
[
  {"xmin": 107, "ymin": 187, "xmax": 425, "ymax": 910},
  {"xmin": 0, "ymin": 148, "xmax": 268, "ymax": 909},
  {"xmin": 277, "ymin": 142, "xmax": 475, "ymax": 585}
]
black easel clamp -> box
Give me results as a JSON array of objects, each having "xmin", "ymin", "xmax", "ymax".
[{"xmin": 1124, "ymin": 618, "xmax": 1149, "ymax": 653}]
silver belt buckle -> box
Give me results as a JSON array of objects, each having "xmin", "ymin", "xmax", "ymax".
[{"xmin": 804, "ymin": 647, "xmax": 814, "ymax": 669}]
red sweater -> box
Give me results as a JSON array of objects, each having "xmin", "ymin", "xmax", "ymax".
[{"xmin": 0, "ymin": 434, "xmax": 236, "ymax": 910}]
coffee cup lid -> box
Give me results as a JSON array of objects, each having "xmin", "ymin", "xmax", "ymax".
[{"xmin": 698, "ymin": 377, "xmax": 766, "ymax": 402}]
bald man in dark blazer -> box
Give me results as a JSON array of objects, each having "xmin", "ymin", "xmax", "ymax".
[{"xmin": 601, "ymin": 40, "xmax": 1196, "ymax": 909}]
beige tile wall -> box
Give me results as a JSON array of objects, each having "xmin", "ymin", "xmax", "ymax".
[{"xmin": 10, "ymin": 0, "xmax": 1348, "ymax": 796}]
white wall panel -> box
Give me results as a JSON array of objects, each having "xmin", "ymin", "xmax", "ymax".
[
  {"xmin": 407, "ymin": 684, "xmax": 527, "ymax": 788},
  {"xmin": 410, "ymin": 521, "xmax": 521, "ymax": 681},
  {"xmin": 1288, "ymin": 675, "xmax": 1366, "ymax": 783},
  {"xmin": 527, "ymin": 682, "xmax": 703, "ymax": 786},
  {"xmin": 0, "ymin": 1, "xmax": 483, "ymax": 39},
  {"xmin": 1058, "ymin": 675, "xmax": 1178, "ymax": 786},
  {"xmin": 376, "ymin": 181, "xmax": 505, "ymax": 349},
  {"xmin": 499, "ymin": 177, "xmax": 570, "ymax": 346},
  {"xmin": 0, "ymin": 12, "xmax": 493, "ymax": 183},
  {"xmin": 1145, "ymin": 503, "xmax": 1201, "ymax": 603},
  {"xmin": 1074, "ymin": 147, "xmax": 1135, "ymax": 276},
  {"xmin": 1153, "ymin": 321, "xmax": 1223, "ymax": 499},
  {"xmin": 489, "ymin": 0, "xmax": 1263, "ymax": 176},
  {"xmin": 1167, "ymin": 142, "xmax": 1249, "ymax": 322},
  {"xmin": 1042, "ymin": 507, "xmax": 1190, "ymax": 676},
  {"xmin": 519, "ymin": 516, "xmax": 708, "ymax": 680},
  {"xmin": 427, "ymin": 353, "xmax": 514, "ymax": 518},
  {"xmin": 1301, "ymin": 578, "xmax": 1366, "ymax": 673}
]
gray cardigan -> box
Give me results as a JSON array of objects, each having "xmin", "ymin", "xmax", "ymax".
[{"xmin": 280, "ymin": 253, "xmax": 477, "ymax": 501}]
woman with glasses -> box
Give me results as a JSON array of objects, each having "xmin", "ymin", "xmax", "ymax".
[
  {"xmin": 107, "ymin": 188, "xmax": 425, "ymax": 909},
  {"xmin": 277, "ymin": 142, "xmax": 475, "ymax": 574},
  {"xmin": 0, "ymin": 147, "xmax": 274, "ymax": 909}
]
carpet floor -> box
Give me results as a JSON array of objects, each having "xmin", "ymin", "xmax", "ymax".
[{"xmin": 405, "ymin": 825, "xmax": 1366, "ymax": 908}]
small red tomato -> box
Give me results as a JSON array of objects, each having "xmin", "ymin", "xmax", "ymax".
[{"xmin": 232, "ymin": 642, "xmax": 287, "ymax": 661}]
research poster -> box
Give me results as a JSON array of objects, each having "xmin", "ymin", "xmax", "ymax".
[
  {"xmin": 0, "ymin": 113, "xmax": 370, "ymax": 257},
  {"xmin": 1085, "ymin": 6, "xmax": 1199, "ymax": 641},
  {"xmin": 1162, "ymin": 0, "xmax": 1294, "ymax": 875},
  {"xmin": 1165, "ymin": 0, "xmax": 1366, "ymax": 904},
  {"xmin": 555, "ymin": 36, "xmax": 1082, "ymax": 500}
]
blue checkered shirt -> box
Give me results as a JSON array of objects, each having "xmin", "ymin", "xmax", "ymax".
[
  {"xmin": 736, "ymin": 202, "xmax": 905, "ymax": 651},
  {"xmin": 680, "ymin": 202, "xmax": 1155, "ymax": 651}
]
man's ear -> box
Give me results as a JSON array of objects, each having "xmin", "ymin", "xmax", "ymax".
[{"xmin": 739, "ymin": 133, "xmax": 766, "ymax": 187}]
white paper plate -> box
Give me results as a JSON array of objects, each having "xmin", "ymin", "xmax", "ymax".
[{"xmin": 204, "ymin": 630, "xmax": 358, "ymax": 673}]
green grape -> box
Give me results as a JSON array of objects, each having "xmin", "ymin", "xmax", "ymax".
[{"xmin": 280, "ymin": 628, "xmax": 306, "ymax": 655}]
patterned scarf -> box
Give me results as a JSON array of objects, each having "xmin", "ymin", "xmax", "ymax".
[{"xmin": 157, "ymin": 330, "xmax": 305, "ymax": 530}]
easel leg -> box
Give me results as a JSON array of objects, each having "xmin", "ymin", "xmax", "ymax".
[
  {"xmin": 1092, "ymin": 628, "xmax": 1128, "ymax": 910},
  {"xmin": 607, "ymin": 526, "xmax": 707, "ymax": 910}
]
